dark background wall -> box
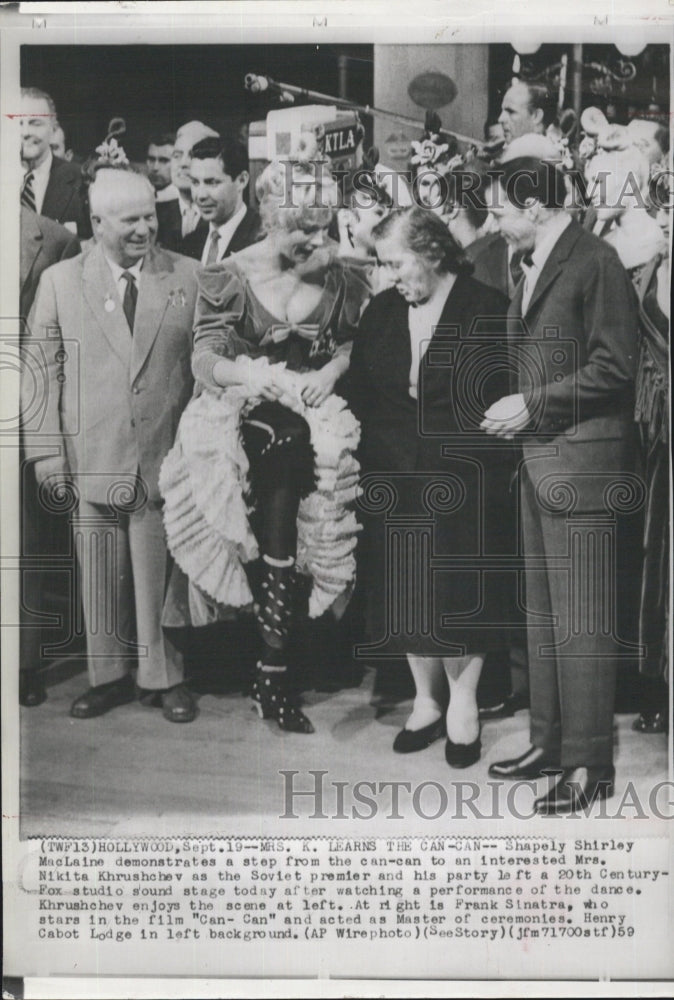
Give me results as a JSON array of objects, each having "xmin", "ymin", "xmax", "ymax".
[{"xmin": 21, "ymin": 44, "xmax": 375, "ymax": 161}]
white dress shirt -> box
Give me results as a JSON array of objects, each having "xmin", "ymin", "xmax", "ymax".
[
  {"xmin": 520, "ymin": 213, "xmax": 572, "ymax": 314},
  {"xmin": 179, "ymin": 196, "xmax": 200, "ymax": 238},
  {"xmin": 200, "ymin": 204, "xmax": 248, "ymax": 265},
  {"xmin": 407, "ymin": 272, "xmax": 457, "ymax": 399},
  {"xmin": 24, "ymin": 149, "xmax": 53, "ymax": 215},
  {"xmin": 103, "ymin": 254, "xmax": 144, "ymax": 307}
]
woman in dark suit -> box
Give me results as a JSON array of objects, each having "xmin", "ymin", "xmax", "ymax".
[{"xmin": 349, "ymin": 208, "xmax": 516, "ymax": 767}]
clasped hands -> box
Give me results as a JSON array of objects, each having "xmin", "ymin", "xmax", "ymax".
[
  {"xmin": 480, "ymin": 393, "xmax": 531, "ymax": 439},
  {"xmin": 240, "ymin": 361, "xmax": 338, "ymax": 408}
]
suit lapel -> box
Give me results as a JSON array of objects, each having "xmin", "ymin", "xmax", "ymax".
[
  {"xmin": 20, "ymin": 209, "xmax": 43, "ymax": 291},
  {"xmin": 81, "ymin": 245, "xmax": 133, "ymax": 368},
  {"xmin": 227, "ymin": 208, "xmax": 259, "ymax": 256},
  {"xmin": 130, "ymin": 247, "xmax": 171, "ymax": 382},
  {"xmin": 524, "ymin": 220, "xmax": 583, "ymax": 320},
  {"xmin": 42, "ymin": 158, "xmax": 74, "ymax": 219}
]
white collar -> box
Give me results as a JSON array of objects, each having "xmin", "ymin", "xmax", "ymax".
[
  {"xmin": 178, "ymin": 193, "xmax": 195, "ymax": 216},
  {"xmin": 25, "ymin": 148, "xmax": 52, "ymax": 180},
  {"xmin": 210, "ymin": 202, "xmax": 247, "ymax": 239},
  {"xmin": 528, "ymin": 213, "xmax": 572, "ymax": 273},
  {"xmin": 103, "ymin": 253, "xmax": 144, "ymax": 284}
]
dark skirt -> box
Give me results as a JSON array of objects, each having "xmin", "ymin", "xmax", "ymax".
[{"xmin": 356, "ymin": 449, "xmax": 519, "ymax": 658}]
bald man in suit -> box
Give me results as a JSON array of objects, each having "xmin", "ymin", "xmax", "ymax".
[{"xmin": 25, "ymin": 169, "xmax": 199, "ymax": 722}]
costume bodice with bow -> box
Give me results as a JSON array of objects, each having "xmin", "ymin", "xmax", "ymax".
[{"xmin": 192, "ymin": 256, "xmax": 371, "ymax": 388}]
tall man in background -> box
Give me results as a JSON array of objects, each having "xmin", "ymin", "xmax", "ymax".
[
  {"xmin": 20, "ymin": 87, "xmax": 86, "ymax": 236},
  {"xmin": 155, "ymin": 120, "xmax": 218, "ymax": 251}
]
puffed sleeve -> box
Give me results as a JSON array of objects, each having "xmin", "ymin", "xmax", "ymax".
[
  {"xmin": 330, "ymin": 259, "xmax": 373, "ymax": 365},
  {"xmin": 335, "ymin": 260, "xmax": 372, "ymax": 344},
  {"xmin": 191, "ymin": 263, "xmax": 250, "ymax": 388}
]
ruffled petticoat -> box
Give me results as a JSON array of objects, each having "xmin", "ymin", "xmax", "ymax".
[{"xmin": 159, "ymin": 358, "xmax": 362, "ymax": 623}]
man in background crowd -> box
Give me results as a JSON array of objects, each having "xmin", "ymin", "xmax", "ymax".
[
  {"xmin": 155, "ymin": 119, "xmax": 218, "ymax": 251},
  {"xmin": 180, "ymin": 136, "xmax": 261, "ymax": 262},
  {"xmin": 20, "ymin": 87, "xmax": 86, "ymax": 236},
  {"xmin": 49, "ymin": 123, "xmax": 77, "ymax": 163},
  {"xmin": 498, "ymin": 79, "xmax": 556, "ymax": 147},
  {"xmin": 146, "ymin": 131, "xmax": 176, "ymax": 199}
]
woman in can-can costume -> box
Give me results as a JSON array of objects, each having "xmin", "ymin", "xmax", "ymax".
[{"xmin": 159, "ymin": 161, "xmax": 370, "ymax": 733}]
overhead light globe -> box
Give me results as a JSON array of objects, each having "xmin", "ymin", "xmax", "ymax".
[
  {"xmin": 615, "ymin": 35, "xmax": 647, "ymax": 58},
  {"xmin": 510, "ymin": 35, "xmax": 541, "ymax": 56}
]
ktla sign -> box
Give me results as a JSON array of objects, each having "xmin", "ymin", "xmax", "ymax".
[{"xmin": 323, "ymin": 123, "xmax": 360, "ymax": 171}]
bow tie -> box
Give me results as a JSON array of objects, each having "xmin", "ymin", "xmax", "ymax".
[{"xmin": 262, "ymin": 323, "xmax": 321, "ymax": 346}]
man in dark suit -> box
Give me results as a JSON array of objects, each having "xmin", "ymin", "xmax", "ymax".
[
  {"xmin": 466, "ymin": 230, "xmax": 510, "ymax": 296},
  {"xmin": 19, "ymin": 208, "xmax": 81, "ymax": 707},
  {"xmin": 20, "ymin": 208, "xmax": 80, "ymax": 319},
  {"xmin": 25, "ymin": 169, "xmax": 199, "ymax": 722},
  {"xmin": 156, "ymin": 120, "xmax": 219, "ymax": 252},
  {"xmin": 179, "ymin": 136, "xmax": 262, "ymax": 262},
  {"xmin": 20, "ymin": 88, "xmax": 87, "ymax": 237},
  {"xmin": 481, "ymin": 158, "xmax": 639, "ymax": 814}
]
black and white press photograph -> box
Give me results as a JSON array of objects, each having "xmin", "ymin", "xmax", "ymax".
[
  {"xmin": 9, "ymin": 27, "xmax": 671, "ymax": 835},
  {"xmin": 1, "ymin": 2, "xmax": 673, "ymax": 990}
]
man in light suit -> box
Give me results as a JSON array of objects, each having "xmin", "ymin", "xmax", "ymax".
[
  {"xmin": 180, "ymin": 136, "xmax": 262, "ymax": 262},
  {"xmin": 481, "ymin": 158, "xmax": 638, "ymax": 814},
  {"xmin": 20, "ymin": 88, "xmax": 87, "ymax": 237},
  {"xmin": 19, "ymin": 208, "xmax": 81, "ymax": 707},
  {"xmin": 26, "ymin": 169, "xmax": 199, "ymax": 721}
]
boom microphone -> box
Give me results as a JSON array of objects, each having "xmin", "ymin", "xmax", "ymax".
[{"xmin": 245, "ymin": 74, "xmax": 270, "ymax": 94}]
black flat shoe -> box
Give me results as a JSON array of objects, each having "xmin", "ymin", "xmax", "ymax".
[
  {"xmin": 445, "ymin": 734, "xmax": 481, "ymax": 769},
  {"xmin": 19, "ymin": 671, "xmax": 47, "ymax": 707},
  {"xmin": 534, "ymin": 766, "xmax": 615, "ymax": 815},
  {"xmin": 393, "ymin": 716, "xmax": 445, "ymax": 754},
  {"xmin": 70, "ymin": 674, "xmax": 136, "ymax": 719},
  {"xmin": 488, "ymin": 745, "xmax": 559, "ymax": 779}
]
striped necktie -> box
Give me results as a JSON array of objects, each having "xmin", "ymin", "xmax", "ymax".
[{"xmin": 21, "ymin": 171, "xmax": 36, "ymax": 212}]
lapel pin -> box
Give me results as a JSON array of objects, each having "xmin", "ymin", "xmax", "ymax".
[
  {"xmin": 104, "ymin": 295, "xmax": 116, "ymax": 312},
  {"xmin": 168, "ymin": 287, "xmax": 186, "ymax": 308}
]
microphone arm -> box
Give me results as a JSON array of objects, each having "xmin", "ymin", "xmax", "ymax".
[{"xmin": 244, "ymin": 74, "xmax": 484, "ymax": 151}]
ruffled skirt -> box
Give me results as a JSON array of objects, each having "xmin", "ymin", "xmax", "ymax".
[{"xmin": 159, "ymin": 359, "xmax": 362, "ymax": 626}]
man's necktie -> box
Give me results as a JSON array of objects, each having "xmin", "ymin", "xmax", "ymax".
[
  {"xmin": 205, "ymin": 230, "xmax": 220, "ymax": 265},
  {"xmin": 21, "ymin": 171, "xmax": 36, "ymax": 212},
  {"xmin": 509, "ymin": 249, "xmax": 525, "ymax": 289},
  {"xmin": 520, "ymin": 254, "xmax": 536, "ymax": 314},
  {"xmin": 121, "ymin": 271, "xmax": 137, "ymax": 334}
]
